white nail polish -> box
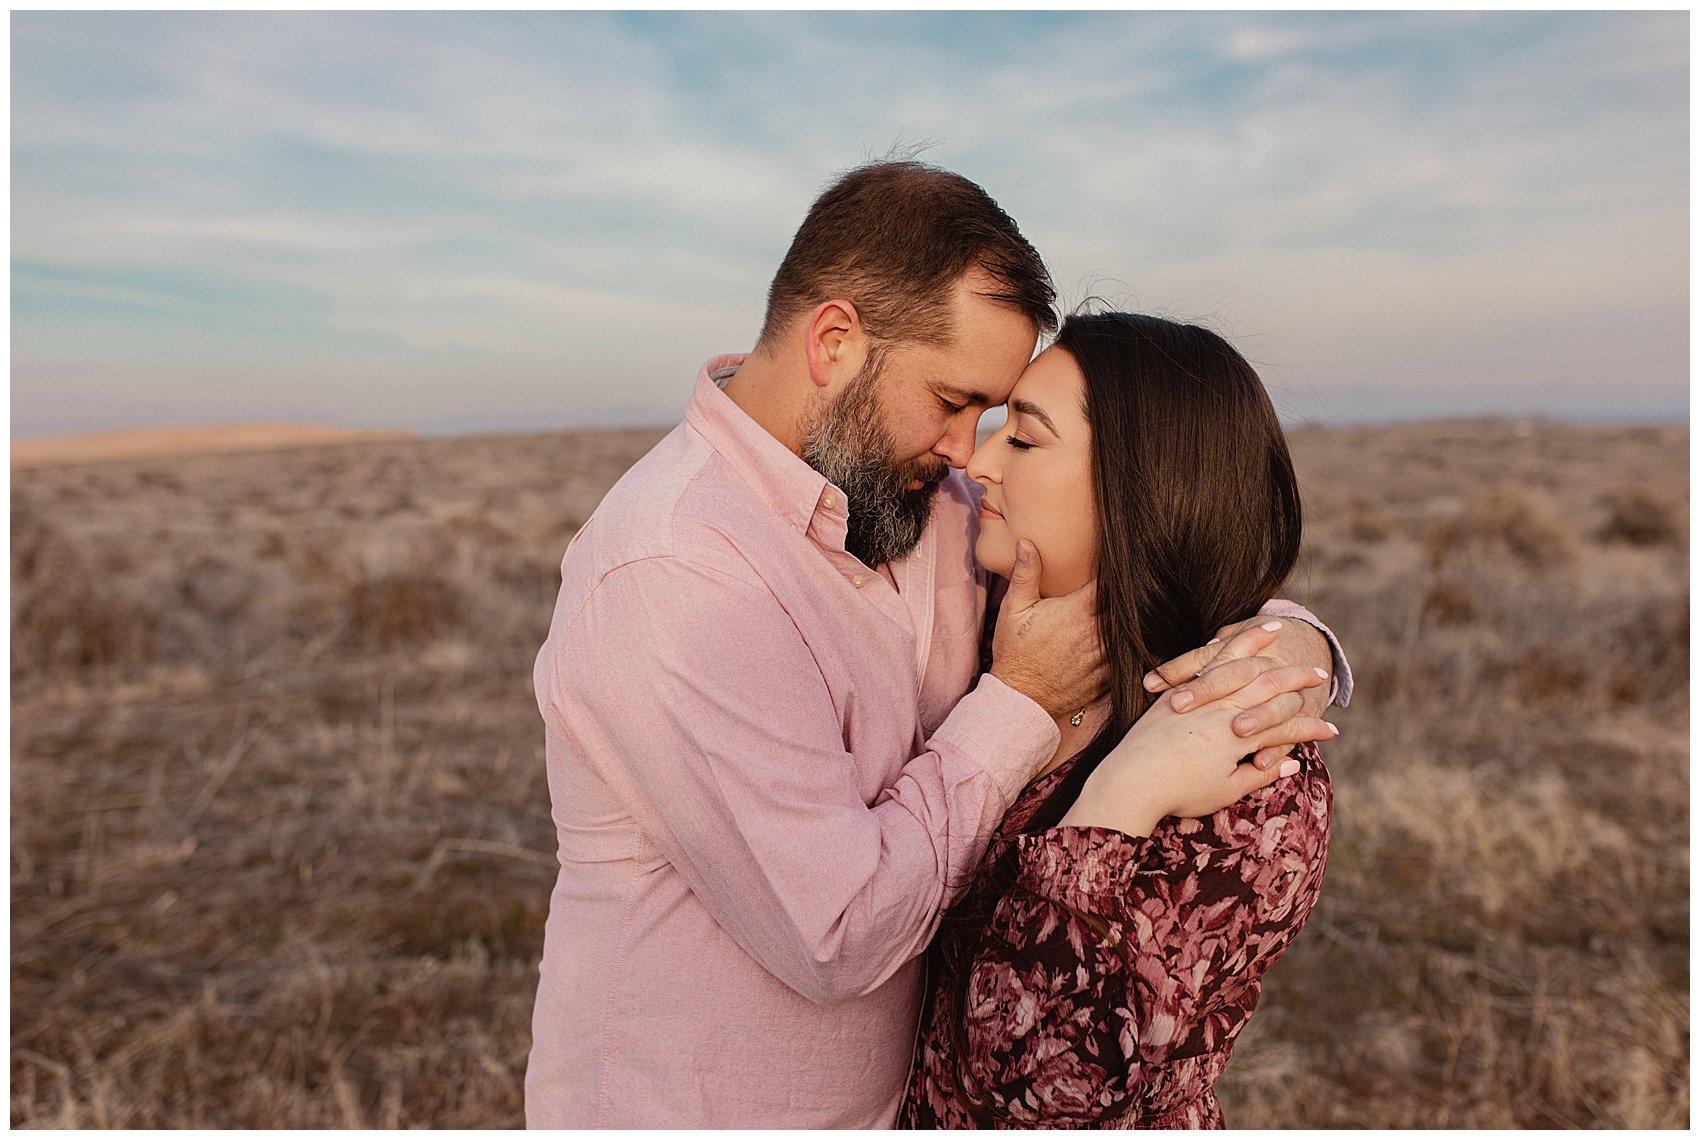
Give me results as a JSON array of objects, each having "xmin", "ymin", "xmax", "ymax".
[
  {"xmin": 1261, "ymin": 621, "xmax": 1282, "ymax": 632},
  {"xmin": 1278, "ymin": 759, "xmax": 1301, "ymax": 778}
]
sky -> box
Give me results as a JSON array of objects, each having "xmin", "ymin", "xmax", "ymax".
[{"xmin": 10, "ymin": 10, "xmax": 1690, "ymax": 438}]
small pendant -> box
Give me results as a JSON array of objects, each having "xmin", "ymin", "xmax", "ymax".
[{"xmin": 1070, "ymin": 707, "xmax": 1085, "ymax": 727}]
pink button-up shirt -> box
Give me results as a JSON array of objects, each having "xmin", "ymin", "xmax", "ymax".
[
  {"xmin": 526, "ymin": 356, "xmax": 1061, "ymax": 1127},
  {"xmin": 527, "ymin": 356, "xmax": 1352, "ymax": 1128}
]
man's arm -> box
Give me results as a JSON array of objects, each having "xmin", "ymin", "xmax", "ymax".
[
  {"xmin": 540, "ymin": 554, "xmax": 1060, "ymax": 1006},
  {"xmin": 1254, "ymin": 600, "xmax": 1351, "ymax": 709}
]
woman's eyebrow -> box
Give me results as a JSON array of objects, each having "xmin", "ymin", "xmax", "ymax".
[{"xmin": 1010, "ymin": 398, "xmax": 1058, "ymax": 435}]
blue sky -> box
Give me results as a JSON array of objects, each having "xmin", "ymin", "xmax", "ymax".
[{"xmin": 11, "ymin": 10, "xmax": 1689, "ymax": 437}]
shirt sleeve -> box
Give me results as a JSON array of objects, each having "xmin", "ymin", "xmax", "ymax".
[
  {"xmin": 537, "ymin": 553, "xmax": 1061, "ymax": 1006},
  {"xmin": 1258, "ymin": 598, "xmax": 1354, "ymax": 707},
  {"xmin": 946, "ymin": 745, "xmax": 1332, "ymax": 1125}
]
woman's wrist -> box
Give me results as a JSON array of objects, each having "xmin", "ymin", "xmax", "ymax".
[{"xmin": 1059, "ymin": 762, "xmax": 1163, "ymax": 837}]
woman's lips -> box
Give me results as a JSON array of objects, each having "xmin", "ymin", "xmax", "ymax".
[{"xmin": 979, "ymin": 501, "xmax": 1005, "ymax": 520}]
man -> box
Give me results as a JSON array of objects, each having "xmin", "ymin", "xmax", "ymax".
[{"xmin": 526, "ymin": 161, "xmax": 1347, "ymax": 1127}]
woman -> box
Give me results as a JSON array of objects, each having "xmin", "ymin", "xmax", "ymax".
[{"xmin": 899, "ymin": 312, "xmax": 1335, "ymax": 1128}]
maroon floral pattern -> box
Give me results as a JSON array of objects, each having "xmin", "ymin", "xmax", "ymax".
[{"xmin": 899, "ymin": 742, "xmax": 1331, "ymax": 1129}]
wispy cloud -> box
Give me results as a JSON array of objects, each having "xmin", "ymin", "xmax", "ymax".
[{"xmin": 11, "ymin": 10, "xmax": 1687, "ymax": 435}]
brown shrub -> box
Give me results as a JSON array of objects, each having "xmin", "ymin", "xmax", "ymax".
[
  {"xmin": 1512, "ymin": 649, "xmax": 1588, "ymax": 702},
  {"xmin": 1597, "ymin": 485, "xmax": 1683, "ymax": 548},
  {"xmin": 347, "ymin": 573, "xmax": 468, "ymax": 649},
  {"xmin": 1346, "ymin": 498, "xmax": 1396, "ymax": 542},
  {"xmin": 12, "ymin": 503, "xmax": 159, "ymax": 676},
  {"xmin": 12, "ymin": 581, "xmax": 160, "ymax": 677},
  {"xmin": 1421, "ymin": 518, "xmax": 1461, "ymax": 572},
  {"xmin": 1422, "ymin": 578, "xmax": 1479, "ymax": 626},
  {"xmin": 1458, "ymin": 485, "xmax": 1578, "ymax": 569}
]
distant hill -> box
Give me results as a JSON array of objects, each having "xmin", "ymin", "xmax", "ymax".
[{"xmin": 10, "ymin": 423, "xmax": 416, "ymax": 469}]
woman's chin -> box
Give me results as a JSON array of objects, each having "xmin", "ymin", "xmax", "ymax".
[{"xmin": 973, "ymin": 537, "xmax": 1015, "ymax": 580}]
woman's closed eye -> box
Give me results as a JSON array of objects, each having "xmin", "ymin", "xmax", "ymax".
[{"xmin": 1005, "ymin": 434, "xmax": 1036, "ymax": 451}]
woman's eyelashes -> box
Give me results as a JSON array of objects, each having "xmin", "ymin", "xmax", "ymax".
[{"xmin": 1005, "ymin": 434, "xmax": 1035, "ymax": 451}]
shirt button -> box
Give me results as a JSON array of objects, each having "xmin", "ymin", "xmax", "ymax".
[
  {"xmin": 850, "ymin": 575, "xmax": 865, "ymax": 587},
  {"xmin": 823, "ymin": 494, "xmax": 835, "ymax": 509}
]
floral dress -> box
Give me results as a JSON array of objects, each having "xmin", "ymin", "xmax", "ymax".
[{"xmin": 898, "ymin": 741, "xmax": 1331, "ymax": 1129}]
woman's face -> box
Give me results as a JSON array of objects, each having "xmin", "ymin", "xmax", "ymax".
[{"xmin": 966, "ymin": 345, "xmax": 1098, "ymax": 597}]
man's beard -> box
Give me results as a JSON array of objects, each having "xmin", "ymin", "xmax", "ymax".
[{"xmin": 799, "ymin": 356, "xmax": 949, "ymax": 568}]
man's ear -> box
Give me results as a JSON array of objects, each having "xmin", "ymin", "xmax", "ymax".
[{"xmin": 804, "ymin": 299, "xmax": 870, "ymax": 390}]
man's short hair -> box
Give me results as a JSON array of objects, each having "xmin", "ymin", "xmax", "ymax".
[{"xmin": 758, "ymin": 161, "xmax": 1057, "ymax": 350}]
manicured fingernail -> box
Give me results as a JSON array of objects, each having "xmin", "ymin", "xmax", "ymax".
[
  {"xmin": 1278, "ymin": 759, "xmax": 1301, "ymax": 778},
  {"xmin": 1206, "ymin": 638, "xmax": 1221, "ymax": 646},
  {"xmin": 1327, "ymin": 722, "xmax": 1341, "ymax": 736},
  {"xmin": 1314, "ymin": 667, "xmax": 1328, "ymax": 680},
  {"xmin": 1233, "ymin": 714, "xmax": 1257, "ymax": 734},
  {"xmin": 1170, "ymin": 691, "xmax": 1195, "ymax": 711},
  {"xmin": 1143, "ymin": 672, "xmax": 1162, "ymax": 691},
  {"xmin": 1016, "ymin": 542, "xmax": 1032, "ymax": 564},
  {"xmin": 1261, "ymin": 621, "xmax": 1282, "ymax": 632}
]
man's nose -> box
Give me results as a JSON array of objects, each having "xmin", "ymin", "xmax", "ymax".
[{"xmin": 934, "ymin": 418, "xmax": 978, "ymax": 469}]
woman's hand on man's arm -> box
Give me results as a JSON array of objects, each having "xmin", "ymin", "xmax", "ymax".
[
  {"xmin": 1142, "ymin": 615, "xmax": 1338, "ymax": 769},
  {"xmin": 1059, "ymin": 623, "xmax": 1336, "ymax": 837}
]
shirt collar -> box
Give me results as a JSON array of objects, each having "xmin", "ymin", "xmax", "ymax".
[{"xmin": 684, "ymin": 354, "xmax": 846, "ymax": 540}]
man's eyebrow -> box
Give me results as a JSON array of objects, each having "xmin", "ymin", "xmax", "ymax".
[
  {"xmin": 1011, "ymin": 398, "xmax": 1058, "ymax": 435},
  {"xmin": 938, "ymin": 384, "xmax": 993, "ymax": 407}
]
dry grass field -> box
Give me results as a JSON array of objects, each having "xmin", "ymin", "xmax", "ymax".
[{"xmin": 11, "ymin": 417, "xmax": 1688, "ymax": 1127}]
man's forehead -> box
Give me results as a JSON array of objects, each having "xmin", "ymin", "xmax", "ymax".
[
  {"xmin": 975, "ymin": 359, "xmax": 1033, "ymax": 407},
  {"xmin": 943, "ymin": 349, "xmax": 1038, "ymax": 408},
  {"xmin": 895, "ymin": 313, "xmax": 1036, "ymax": 405}
]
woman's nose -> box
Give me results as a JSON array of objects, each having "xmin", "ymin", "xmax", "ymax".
[{"xmin": 965, "ymin": 436, "xmax": 998, "ymax": 485}]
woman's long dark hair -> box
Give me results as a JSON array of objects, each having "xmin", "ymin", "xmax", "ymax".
[{"xmin": 939, "ymin": 311, "xmax": 1303, "ymax": 1123}]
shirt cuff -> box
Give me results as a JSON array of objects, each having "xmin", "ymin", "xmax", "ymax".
[
  {"xmin": 1260, "ymin": 598, "xmax": 1354, "ymax": 708},
  {"xmin": 927, "ymin": 674, "xmax": 1061, "ymax": 810},
  {"xmin": 1012, "ymin": 826, "xmax": 1154, "ymax": 916}
]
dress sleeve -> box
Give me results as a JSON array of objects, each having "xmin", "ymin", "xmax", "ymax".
[{"xmin": 950, "ymin": 745, "xmax": 1332, "ymax": 1125}]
